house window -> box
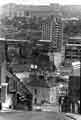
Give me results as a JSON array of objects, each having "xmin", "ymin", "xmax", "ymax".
[
  {"xmin": 34, "ymin": 89, "xmax": 37, "ymax": 95},
  {"xmin": 35, "ymin": 98, "xmax": 37, "ymax": 104},
  {"xmin": 25, "ymin": 11, "xmax": 29, "ymax": 16},
  {"xmin": 50, "ymin": 96, "xmax": 54, "ymax": 103}
]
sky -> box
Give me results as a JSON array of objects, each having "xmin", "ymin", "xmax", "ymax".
[{"xmin": 0, "ymin": 0, "xmax": 81, "ymax": 6}]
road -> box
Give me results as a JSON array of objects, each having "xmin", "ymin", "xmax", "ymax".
[{"xmin": 0, "ymin": 111, "xmax": 73, "ymax": 120}]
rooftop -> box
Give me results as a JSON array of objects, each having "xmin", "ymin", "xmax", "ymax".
[{"xmin": 27, "ymin": 79, "xmax": 49, "ymax": 88}]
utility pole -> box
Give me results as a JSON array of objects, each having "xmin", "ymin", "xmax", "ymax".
[
  {"xmin": 0, "ymin": 40, "xmax": 8, "ymax": 110},
  {"xmin": 0, "ymin": 40, "xmax": 5, "ymax": 110},
  {"xmin": 0, "ymin": 64, "xmax": 2, "ymax": 110},
  {"xmin": 79, "ymin": 48, "xmax": 81, "ymax": 114}
]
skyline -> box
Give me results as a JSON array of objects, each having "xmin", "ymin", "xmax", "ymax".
[{"xmin": 0, "ymin": 0, "xmax": 81, "ymax": 6}]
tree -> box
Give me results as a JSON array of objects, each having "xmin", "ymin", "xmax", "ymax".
[{"xmin": 64, "ymin": 20, "xmax": 81, "ymax": 36}]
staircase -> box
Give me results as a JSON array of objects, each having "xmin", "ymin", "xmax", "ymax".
[{"xmin": 6, "ymin": 71, "xmax": 33, "ymax": 110}]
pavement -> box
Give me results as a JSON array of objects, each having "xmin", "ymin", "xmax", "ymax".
[
  {"xmin": 0, "ymin": 108, "xmax": 81, "ymax": 120},
  {"xmin": 66, "ymin": 113, "xmax": 81, "ymax": 120},
  {"xmin": 41, "ymin": 104, "xmax": 59, "ymax": 112},
  {"xmin": 33, "ymin": 103, "xmax": 59, "ymax": 112},
  {"xmin": 0, "ymin": 103, "xmax": 59, "ymax": 113},
  {"xmin": 0, "ymin": 107, "xmax": 23, "ymax": 113},
  {"xmin": 0, "ymin": 106, "xmax": 81, "ymax": 120},
  {"xmin": 0, "ymin": 111, "xmax": 71, "ymax": 120},
  {"xmin": 0, "ymin": 109, "xmax": 20, "ymax": 112}
]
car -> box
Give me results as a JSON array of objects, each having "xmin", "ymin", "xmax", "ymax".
[{"xmin": 33, "ymin": 104, "xmax": 41, "ymax": 111}]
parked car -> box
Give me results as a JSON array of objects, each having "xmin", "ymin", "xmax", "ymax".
[{"xmin": 33, "ymin": 104, "xmax": 41, "ymax": 111}]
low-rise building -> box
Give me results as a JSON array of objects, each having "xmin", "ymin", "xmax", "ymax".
[{"xmin": 65, "ymin": 36, "xmax": 81, "ymax": 62}]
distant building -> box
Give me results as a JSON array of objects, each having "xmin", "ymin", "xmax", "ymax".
[
  {"xmin": 27, "ymin": 77, "xmax": 59, "ymax": 104},
  {"xmin": 1, "ymin": 3, "xmax": 61, "ymax": 18},
  {"xmin": 65, "ymin": 36, "xmax": 81, "ymax": 62},
  {"xmin": 27, "ymin": 78, "xmax": 50, "ymax": 104},
  {"xmin": 62, "ymin": 17, "xmax": 79, "ymax": 22},
  {"xmin": 41, "ymin": 16, "xmax": 63, "ymax": 52},
  {"xmin": 69, "ymin": 76, "xmax": 80, "ymax": 101}
]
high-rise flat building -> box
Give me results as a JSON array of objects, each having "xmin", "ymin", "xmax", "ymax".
[{"xmin": 41, "ymin": 16, "xmax": 63, "ymax": 51}]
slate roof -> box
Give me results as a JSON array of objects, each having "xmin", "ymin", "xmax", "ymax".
[
  {"xmin": 27, "ymin": 79, "xmax": 49, "ymax": 88},
  {"xmin": 12, "ymin": 64, "xmax": 29, "ymax": 73}
]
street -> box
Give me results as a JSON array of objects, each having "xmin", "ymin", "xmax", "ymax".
[{"xmin": 0, "ymin": 111, "xmax": 71, "ymax": 120}]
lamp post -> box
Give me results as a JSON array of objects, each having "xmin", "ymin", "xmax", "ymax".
[{"xmin": 0, "ymin": 40, "xmax": 7, "ymax": 110}]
